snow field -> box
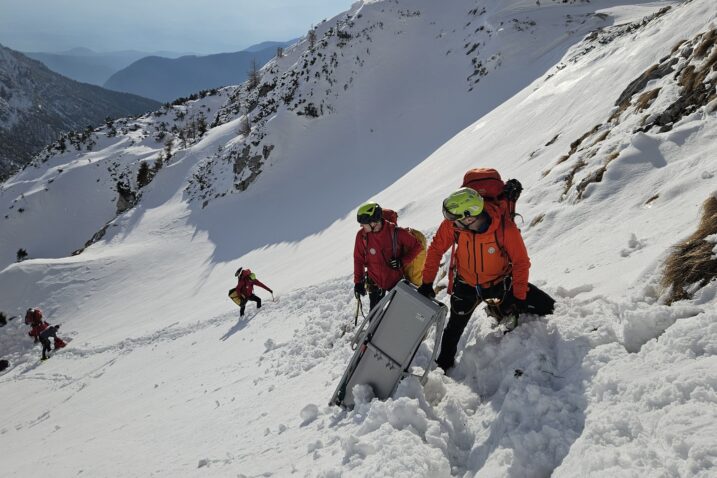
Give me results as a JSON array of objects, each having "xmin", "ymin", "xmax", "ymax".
[{"xmin": 1, "ymin": 0, "xmax": 716, "ymax": 476}]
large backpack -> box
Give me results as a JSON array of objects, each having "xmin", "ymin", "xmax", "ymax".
[
  {"xmin": 24, "ymin": 307, "xmax": 43, "ymax": 325},
  {"xmin": 229, "ymin": 268, "xmax": 253, "ymax": 306},
  {"xmin": 461, "ymin": 168, "xmax": 521, "ymax": 219},
  {"xmin": 361, "ymin": 209, "xmax": 427, "ymax": 287},
  {"xmin": 446, "ymin": 168, "xmax": 523, "ymax": 293}
]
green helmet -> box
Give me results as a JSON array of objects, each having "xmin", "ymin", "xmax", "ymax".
[
  {"xmin": 442, "ymin": 187, "xmax": 484, "ymax": 221},
  {"xmin": 357, "ymin": 202, "xmax": 383, "ymax": 224}
]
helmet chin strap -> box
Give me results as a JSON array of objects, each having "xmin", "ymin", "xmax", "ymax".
[{"xmin": 456, "ymin": 218, "xmax": 471, "ymax": 229}]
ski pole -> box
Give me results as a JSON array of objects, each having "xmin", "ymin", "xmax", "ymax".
[{"xmin": 271, "ymin": 292, "xmax": 275, "ymax": 302}]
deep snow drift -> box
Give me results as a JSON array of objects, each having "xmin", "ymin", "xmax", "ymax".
[{"xmin": 0, "ymin": 0, "xmax": 716, "ymax": 476}]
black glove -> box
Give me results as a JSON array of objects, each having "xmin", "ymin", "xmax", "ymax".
[
  {"xmin": 388, "ymin": 258, "xmax": 402, "ymax": 270},
  {"xmin": 511, "ymin": 297, "xmax": 527, "ymax": 314},
  {"xmin": 417, "ymin": 283, "xmax": 436, "ymax": 299},
  {"xmin": 503, "ymin": 178, "xmax": 523, "ymax": 202},
  {"xmin": 354, "ymin": 283, "xmax": 366, "ymax": 298}
]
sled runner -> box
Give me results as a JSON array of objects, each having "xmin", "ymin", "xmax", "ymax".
[{"xmin": 330, "ymin": 280, "xmax": 447, "ymax": 409}]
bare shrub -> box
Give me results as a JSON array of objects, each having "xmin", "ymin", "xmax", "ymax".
[
  {"xmin": 693, "ymin": 28, "xmax": 716, "ymax": 59},
  {"xmin": 661, "ymin": 195, "xmax": 717, "ymax": 304},
  {"xmin": 635, "ymin": 88, "xmax": 661, "ymax": 111},
  {"xmin": 529, "ymin": 214, "xmax": 545, "ymax": 228}
]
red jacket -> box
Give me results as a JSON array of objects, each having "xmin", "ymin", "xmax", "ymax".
[
  {"xmin": 235, "ymin": 270, "xmax": 272, "ymax": 298},
  {"xmin": 422, "ymin": 203, "xmax": 531, "ymax": 299},
  {"xmin": 28, "ymin": 321, "xmax": 50, "ymax": 339},
  {"xmin": 354, "ymin": 221, "xmax": 422, "ymax": 290}
]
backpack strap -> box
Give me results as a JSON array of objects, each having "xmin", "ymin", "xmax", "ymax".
[{"xmin": 391, "ymin": 225, "xmax": 398, "ymax": 260}]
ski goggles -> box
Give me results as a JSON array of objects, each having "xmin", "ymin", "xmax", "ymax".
[
  {"xmin": 357, "ymin": 214, "xmax": 380, "ymax": 225},
  {"xmin": 442, "ymin": 206, "xmax": 472, "ymax": 222}
]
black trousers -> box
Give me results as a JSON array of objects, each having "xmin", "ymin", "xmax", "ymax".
[
  {"xmin": 368, "ymin": 287, "xmax": 386, "ymax": 311},
  {"xmin": 364, "ymin": 277, "xmax": 387, "ymax": 312},
  {"xmin": 435, "ymin": 278, "xmax": 555, "ymax": 370},
  {"xmin": 39, "ymin": 326, "xmax": 59, "ymax": 359},
  {"xmin": 239, "ymin": 294, "xmax": 261, "ymax": 316}
]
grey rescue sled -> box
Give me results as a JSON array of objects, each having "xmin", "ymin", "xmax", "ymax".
[{"xmin": 330, "ymin": 280, "xmax": 447, "ymax": 409}]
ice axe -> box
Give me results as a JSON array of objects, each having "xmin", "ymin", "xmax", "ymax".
[{"xmin": 354, "ymin": 297, "xmax": 365, "ymax": 327}]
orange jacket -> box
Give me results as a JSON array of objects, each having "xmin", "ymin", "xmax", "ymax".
[
  {"xmin": 422, "ymin": 203, "xmax": 531, "ymax": 299},
  {"xmin": 354, "ymin": 221, "xmax": 422, "ymax": 290}
]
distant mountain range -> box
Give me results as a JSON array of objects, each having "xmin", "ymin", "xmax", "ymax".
[
  {"xmin": 23, "ymin": 48, "xmax": 195, "ymax": 86},
  {"xmin": 103, "ymin": 41, "xmax": 294, "ymax": 103},
  {"xmin": 0, "ymin": 44, "xmax": 161, "ymax": 180}
]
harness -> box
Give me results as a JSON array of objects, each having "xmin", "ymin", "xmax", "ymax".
[{"xmin": 448, "ymin": 207, "xmax": 513, "ymax": 294}]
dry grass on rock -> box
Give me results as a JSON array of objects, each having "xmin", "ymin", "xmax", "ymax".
[{"xmin": 662, "ymin": 195, "xmax": 717, "ymax": 304}]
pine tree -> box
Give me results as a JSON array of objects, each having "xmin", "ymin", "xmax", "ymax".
[
  {"xmin": 308, "ymin": 29, "xmax": 317, "ymax": 50},
  {"xmin": 153, "ymin": 153, "xmax": 164, "ymax": 173},
  {"xmin": 197, "ymin": 113, "xmax": 207, "ymax": 136},
  {"xmin": 239, "ymin": 114, "xmax": 251, "ymax": 136},
  {"xmin": 247, "ymin": 58, "xmax": 260, "ymax": 90},
  {"xmin": 16, "ymin": 248, "xmax": 28, "ymax": 262},
  {"xmin": 136, "ymin": 161, "xmax": 152, "ymax": 188},
  {"xmin": 164, "ymin": 139, "xmax": 173, "ymax": 162}
]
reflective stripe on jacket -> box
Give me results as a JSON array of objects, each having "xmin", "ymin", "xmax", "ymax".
[{"xmin": 422, "ymin": 203, "xmax": 531, "ymax": 299}]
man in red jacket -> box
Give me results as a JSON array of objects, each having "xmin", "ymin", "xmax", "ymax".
[
  {"xmin": 418, "ymin": 188, "xmax": 554, "ymax": 371},
  {"xmin": 353, "ymin": 202, "xmax": 423, "ymax": 310},
  {"xmin": 234, "ymin": 268, "xmax": 273, "ymax": 317},
  {"xmin": 26, "ymin": 307, "xmax": 67, "ymax": 360}
]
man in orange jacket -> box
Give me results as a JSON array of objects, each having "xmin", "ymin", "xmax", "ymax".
[
  {"xmin": 418, "ymin": 188, "xmax": 554, "ymax": 371},
  {"xmin": 354, "ymin": 202, "xmax": 423, "ymax": 310}
]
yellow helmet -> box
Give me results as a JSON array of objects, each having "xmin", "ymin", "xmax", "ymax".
[
  {"xmin": 442, "ymin": 188, "xmax": 484, "ymax": 221},
  {"xmin": 357, "ymin": 202, "xmax": 382, "ymax": 224}
]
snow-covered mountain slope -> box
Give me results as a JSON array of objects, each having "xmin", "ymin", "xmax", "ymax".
[
  {"xmin": 0, "ymin": 44, "xmax": 161, "ymax": 180},
  {"xmin": 0, "ymin": 0, "xmax": 715, "ymax": 476}
]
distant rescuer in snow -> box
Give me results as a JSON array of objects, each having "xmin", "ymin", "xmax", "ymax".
[
  {"xmin": 417, "ymin": 188, "xmax": 555, "ymax": 371},
  {"xmin": 25, "ymin": 307, "xmax": 67, "ymax": 360},
  {"xmin": 230, "ymin": 268, "xmax": 273, "ymax": 317},
  {"xmin": 353, "ymin": 202, "xmax": 423, "ymax": 310}
]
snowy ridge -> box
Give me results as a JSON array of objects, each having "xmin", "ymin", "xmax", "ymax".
[{"xmin": 0, "ymin": 0, "xmax": 716, "ymax": 476}]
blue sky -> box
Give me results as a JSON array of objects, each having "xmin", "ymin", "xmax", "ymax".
[{"xmin": 0, "ymin": 0, "xmax": 355, "ymax": 54}]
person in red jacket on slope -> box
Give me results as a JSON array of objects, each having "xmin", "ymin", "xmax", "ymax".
[
  {"xmin": 353, "ymin": 202, "xmax": 423, "ymax": 310},
  {"xmin": 233, "ymin": 268, "xmax": 273, "ymax": 317},
  {"xmin": 26, "ymin": 307, "xmax": 67, "ymax": 360}
]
